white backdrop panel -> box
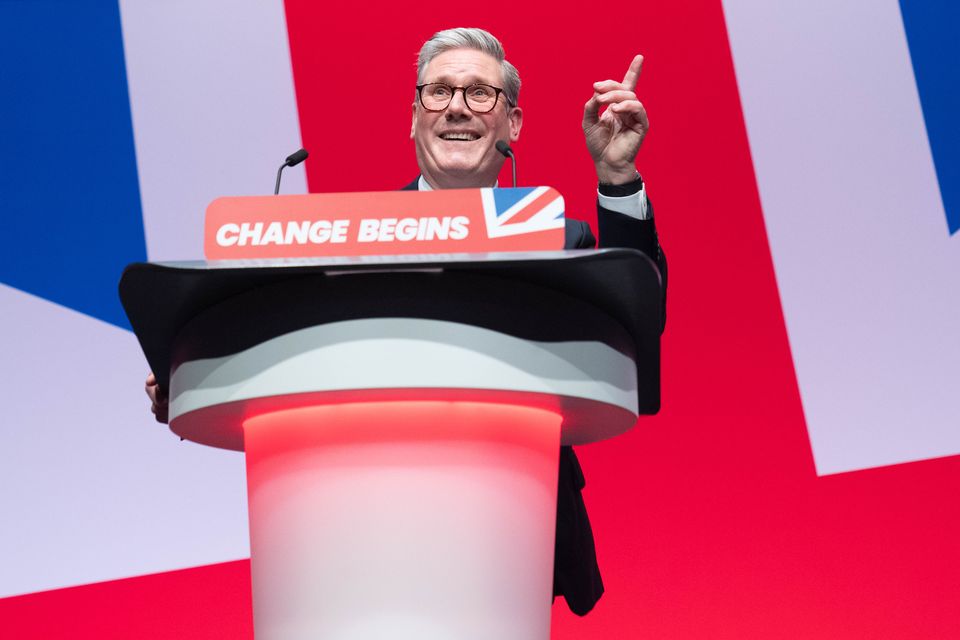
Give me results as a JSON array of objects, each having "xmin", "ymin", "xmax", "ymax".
[
  {"xmin": 119, "ymin": 0, "xmax": 308, "ymax": 261},
  {"xmin": 0, "ymin": 284, "xmax": 249, "ymax": 598},
  {"xmin": 723, "ymin": 0, "xmax": 960, "ymax": 475}
]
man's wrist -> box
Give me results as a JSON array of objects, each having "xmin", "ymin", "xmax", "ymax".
[
  {"xmin": 598, "ymin": 171, "xmax": 643, "ymax": 197},
  {"xmin": 595, "ymin": 163, "xmax": 640, "ymax": 186}
]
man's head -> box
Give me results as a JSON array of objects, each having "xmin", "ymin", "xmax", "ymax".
[{"xmin": 411, "ymin": 28, "xmax": 523, "ymax": 189}]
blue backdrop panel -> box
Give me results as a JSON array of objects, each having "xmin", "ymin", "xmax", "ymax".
[
  {"xmin": 899, "ymin": 0, "xmax": 960, "ymax": 235},
  {"xmin": 0, "ymin": 1, "xmax": 146, "ymax": 328}
]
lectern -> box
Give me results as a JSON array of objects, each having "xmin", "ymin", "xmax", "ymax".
[{"xmin": 120, "ymin": 249, "xmax": 662, "ymax": 640}]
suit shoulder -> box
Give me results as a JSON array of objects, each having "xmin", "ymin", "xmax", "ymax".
[{"xmin": 564, "ymin": 218, "xmax": 596, "ymax": 249}]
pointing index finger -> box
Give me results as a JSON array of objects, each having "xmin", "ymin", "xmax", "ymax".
[{"xmin": 621, "ymin": 54, "xmax": 644, "ymax": 91}]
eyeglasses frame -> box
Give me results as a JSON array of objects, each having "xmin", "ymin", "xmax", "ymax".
[{"xmin": 415, "ymin": 82, "xmax": 514, "ymax": 114}]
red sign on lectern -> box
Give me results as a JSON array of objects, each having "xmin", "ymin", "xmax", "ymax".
[{"xmin": 204, "ymin": 187, "xmax": 566, "ymax": 259}]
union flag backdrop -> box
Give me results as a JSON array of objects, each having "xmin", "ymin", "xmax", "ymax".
[{"xmin": 1, "ymin": 1, "xmax": 958, "ymax": 638}]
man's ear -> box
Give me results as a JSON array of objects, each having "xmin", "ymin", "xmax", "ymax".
[
  {"xmin": 410, "ymin": 102, "xmax": 417, "ymax": 139},
  {"xmin": 508, "ymin": 107, "xmax": 523, "ymax": 142}
]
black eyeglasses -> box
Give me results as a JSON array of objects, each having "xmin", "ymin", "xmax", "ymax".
[{"xmin": 416, "ymin": 83, "xmax": 511, "ymax": 113}]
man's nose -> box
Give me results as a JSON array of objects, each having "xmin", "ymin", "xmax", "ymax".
[{"xmin": 445, "ymin": 88, "xmax": 472, "ymax": 118}]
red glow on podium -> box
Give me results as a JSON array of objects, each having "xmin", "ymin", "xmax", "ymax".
[{"xmin": 243, "ymin": 400, "xmax": 563, "ymax": 457}]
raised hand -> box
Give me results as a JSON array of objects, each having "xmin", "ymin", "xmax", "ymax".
[{"xmin": 582, "ymin": 54, "xmax": 650, "ymax": 185}]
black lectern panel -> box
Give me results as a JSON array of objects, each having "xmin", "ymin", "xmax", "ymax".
[{"xmin": 119, "ymin": 249, "xmax": 663, "ymax": 413}]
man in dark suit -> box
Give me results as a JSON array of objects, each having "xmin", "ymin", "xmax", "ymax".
[
  {"xmin": 147, "ymin": 26, "xmax": 665, "ymax": 617},
  {"xmin": 404, "ymin": 28, "xmax": 667, "ymax": 616}
]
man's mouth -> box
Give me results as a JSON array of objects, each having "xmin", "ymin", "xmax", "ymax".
[{"xmin": 439, "ymin": 132, "xmax": 481, "ymax": 141}]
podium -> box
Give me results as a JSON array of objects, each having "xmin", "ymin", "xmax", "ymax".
[{"xmin": 120, "ymin": 249, "xmax": 662, "ymax": 640}]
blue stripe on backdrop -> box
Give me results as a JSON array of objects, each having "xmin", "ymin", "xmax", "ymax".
[
  {"xmin": 0, "ymin": 1, "xmax": 146, "ymax": 329},
  {"xmin": 899, "ymin": 0, "xmax": 960, "ymax": 236}
]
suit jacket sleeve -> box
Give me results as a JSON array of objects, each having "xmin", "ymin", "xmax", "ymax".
[{"xmin": 597, "ymin": 196, "xmax": 667, "ymax": 329}]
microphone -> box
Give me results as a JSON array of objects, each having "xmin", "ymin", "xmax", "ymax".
[
  {"xmin": 274, "ymin": 147, "xmax": 309, "ymax": 195},
  {"xmin": 495, "ymin": 140, "xmax": 517, "ymax": 188}
]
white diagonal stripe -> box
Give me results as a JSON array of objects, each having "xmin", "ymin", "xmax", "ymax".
[{"xmin": 723, "ymin": 0, "xmax": 960, "ymax": 475}]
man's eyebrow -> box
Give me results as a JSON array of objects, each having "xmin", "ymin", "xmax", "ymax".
[{"xmin": 426, "ymin": 73, "xmax": 493, "ymax": 85}]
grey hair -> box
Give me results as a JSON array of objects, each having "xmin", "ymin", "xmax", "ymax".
[{"xmin": 416, "ymin": 27, "xmax": 521, "ymax": 107}]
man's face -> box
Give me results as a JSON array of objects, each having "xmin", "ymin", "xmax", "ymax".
[{"xmin": 411, "ymin": 48, "xmax": 522, "ymax": 189}]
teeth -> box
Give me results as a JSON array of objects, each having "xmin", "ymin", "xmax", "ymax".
[{"xmin": 440, "ymin": 132, "xmax": 479, "ymax": 141}]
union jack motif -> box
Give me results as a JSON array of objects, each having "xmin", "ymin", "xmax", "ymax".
[
  {"xmin": 3, "ymin": 2, "xmax": 960, "ymax": 638},
  {"xmin": 480, "ymin": 187, "xmax": 565, "ymax": 238}
]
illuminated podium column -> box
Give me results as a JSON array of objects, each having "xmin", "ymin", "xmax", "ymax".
[
  {"xmin": 240, "ymin": 397, "xmax": 562, "ymax": 640},
  {"xmin": 120, "ymin": 252, "xmax": 662, "ymax": 640}
]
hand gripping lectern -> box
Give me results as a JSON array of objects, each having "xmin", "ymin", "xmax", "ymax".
[{"xmin": 120, "ymin": 249, "xmax": 662, "ymax": 640}]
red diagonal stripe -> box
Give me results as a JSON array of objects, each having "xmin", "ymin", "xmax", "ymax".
[{"xmin": 0, "ymin": 561, "xmax": 253, "ymax": 639}]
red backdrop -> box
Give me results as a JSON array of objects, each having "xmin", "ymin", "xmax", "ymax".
[{"xmin": 3, "ymin": 1, "xmax": 958, "ymax": 638}]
